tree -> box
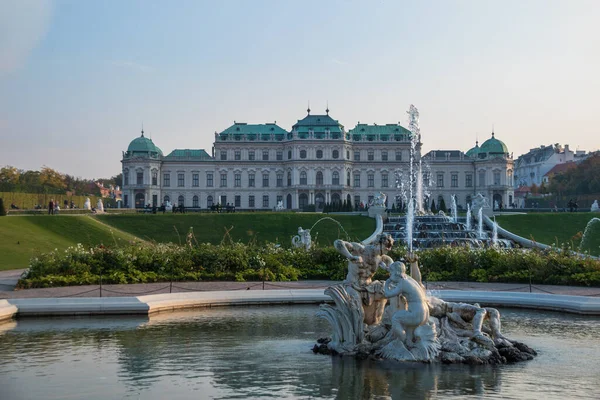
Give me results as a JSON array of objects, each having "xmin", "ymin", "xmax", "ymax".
[
  {"xmin": 438, "ymin": 197, "xmax": 447, "ymax": 213},
  {"xmin": 39, "ymin": 166, "xmax": 66, "ymax": 191},
  {"xmin": 430, "ymin": 199, "xmax": 437, "ymax": 214},
  {"xmin": 0, "ymin": 198, "xmax": 6, "ymax": 216}
]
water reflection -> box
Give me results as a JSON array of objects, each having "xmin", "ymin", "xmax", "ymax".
[{"xmin": 0, "ymin": 306, "xmax": 599, "ymax": 399}]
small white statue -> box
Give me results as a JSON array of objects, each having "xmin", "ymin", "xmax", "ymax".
[
  {"xmin": 370, "ymin": 192, "xmax": 387, "ymax": 208},
  {"xmin": 292, "ymin": 227, "xmax": 312, "ymax": 250},
  {"xmin": 591, "ymin": 200, "xmax": 599, "ymax": 212},
  {"xmin": 471, "ymin": 193, "xmax": 490, "ymax": 216},
  {"xmin": 165, "ymin": 201, "xmax": 173, "ymax": 212},
  {"xmin": 97, "ymin": 199, "xmax": 104, "ymax": 212},
  {"xmin": 276, "ymin": 200, "xmax": 285, "ymax": 211},
  {"xmin": 84, "ymin": 198, "xmax": 91, "ymax": 210}
]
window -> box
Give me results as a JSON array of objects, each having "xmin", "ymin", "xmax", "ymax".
[
  {"xmin": 263, "ymin": 150, "xmax": 269, "ymax": 161},
  {"xmin": 423, "ymin": 173, "xmax": 430, "ymax": 187},
  {"xmin": 287, "ymin": 171, "xmax": 291, "ymax": 186},
  {"xmin": 276, "ymin": 195, "xmax": 283, "ymax": 205},
  {"xmin": 152, "ymin": 171, "xmax": 157, "ymax": 186},
  {"xmin": 276, "ymin": 151, "xmax": 283, "ymax": 161},
  {"xmin": 207, "ymin": 195, "xmax": 213, "ymax": 207},
  {"xmin": 276, "ymin": 173, "xmax": 283, "ymax": 187},
  {"xmin": 220, "ymin": 151, "xmax": 227, "ymax": 160},
  {"xmin": 494, "ymin": 172, "xmax": 501, "ymax": 185},
  {"xmin": 347, "ymin": 170, "xmax": 351, "ymax": 186},
  {"xmin": 249, "ymin": 151, "xmax": 255, "ymax": 161},
  {"xmin": 368, "ymin": 173, "xmax": 374, "ymax": 187},
  {"xmin": 316, "ymin": 149, "xmax": 323, "ymax": 159},
  {"xmin": 288, "ymin": 150, "xmax": 292, "ymax": 159},
  {"xmin": 178, "ymin": 173, "xmax": 184, "ymax": 187},
  {"xmin": 437, "ymin": 173, "xmax": 444, "ymax": 187},
  {"xmin": 368, "ymin": 150, "xmax": 374, "ymax": 161},
  {"xmin": 234, "ymin": 173, "xmax": 241, "ymax": 187},
  {"xmin": 220, "ymin": 173, "xmax": 227, "ymax": 187},
  {"xmin": 206, "ymin": 173, "xmax": 213, "ymax": 187},
  {"xmin": 234, "ymin": 150, "xmax": 241, "ymax": 161},
  {"xmin": 192, "ymin": 173, "xmax": 199, "ymax": 187},
  {"xmin": 479, "ymin": 171, "xmax": 486, "ymax": 186},
  {"xmin": 354, "ymin": 151, "xmax": 360, "ymax": 161},
  {"xmin": 466, "ymin": 174, "xmax": 473, "ymax": 188},
  {"xmin": 124, "ymin": 172, "xmax": 129, "ymax": 186},
  {"xmin": 451, "ymin": 174, "xmax": 458, "ymax": 188},
  {"xmin": 193, "ymin": 195, "xmax": 199, "ymax": 208},
  {"xmin": 164, "ymin": 195, "xmax": 170, "ymax": 203},
  {"xmin": 300, "ymin": 171, "xmax": 307, "ymax": 185},
  {"xmin": 178, "ymin": 195, "xmax": 184, "ymax": 206},
  {"xmin": 316, "ymin": 171, "xmax": 323, "ymax": 185},
  {"xmin": 354, "ymin": 172, "xmax": 361, "ymax": 187},
  {"xmin": 382, "ymin": 173, "xmax": 388, "ymax": 188},
  {"xmin": 354, "ymin": 195, "xmax": 361, "ymax": 208},
  {"xmin": 124, "ymin": 194, "xmax": 128, "ymax": 207},
  {"xmin": 346, "ymin": 150, "xmax": 350, "ymax": 159},
  {"xmin": 300, "ymin": 149, "xmax": 307, "ymax": 159},
  {"xmin": 263, "ymin": 195, "xmax": 269, "ymax": 208},
  {"xmin": 163, "ymin": 173, "xmax": 171, "ymax": 187},
  {"xmin": 395, "ymin": 151, "xmax": 402, "ymax": 161},
  {"xmin": 249, "ymin": 195, "xmax": 255, "ymax": 208},
  {"xmin": 249, "ymin": 173, "xmax": 255, "ymax": 187},
  {"xmin": 235, "ymin": 195, "xmax": 241, "ymax": 208},
  {"xmin": 382, "ymin": 151, "xmax": 388, "ymax": 161},
  {"xmin": 262, "ymin": 173, "xmax": 269, "ymax": 187},
  {"xmin": 137, "ymin": 172, "xmax": 143, "ymax": 185},
  {"xmin": 332, "ymin": 150, "xmax": 339, "ymax": 159},
  {"xmin": 332, "ymin": 171, "xmax": 340, "ymax": 185}
]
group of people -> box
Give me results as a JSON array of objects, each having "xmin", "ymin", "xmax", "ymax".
[{"xmin": 210, "ymin": 203, "xmax": 236, "ymax": 213}]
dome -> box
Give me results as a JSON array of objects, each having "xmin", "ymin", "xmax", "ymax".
[
  {"xmin": 465, "ymin": 142, "xmax": 480, "ymax": 158},
  {"xmin": 126, "ymin": 131, "xmax": 163, "ymax": 156},
  {"xmin": 478, "ymin": 132, "xmax": 508, "ymax": 158}
]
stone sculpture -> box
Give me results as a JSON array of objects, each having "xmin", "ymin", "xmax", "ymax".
[
  {"xmin": 292, "ymin": 227, "xmax": 312, "ymax": 250},
  {"xmin": 84, "ymin": 198, "xmax": 91, "ymax": 210},
  {"xmin": 96, "ymin": 199, "xmax": 104, "ymax": 212},
  {"xmin": 471, "ymin": 193, "xmax": 490, "ymax": 218},
  {"xmin": 591, "ymin": 200, "xmax": 599, "ymax": 212},
  {"xmin": 275, "ymin": 200, "xmax": 285, "ymax": 211}
]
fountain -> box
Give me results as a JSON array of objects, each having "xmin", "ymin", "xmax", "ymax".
[
  {"xmin": 579, "ymin": 217, "xmax": 600, "ymax": 253},
  {"xmin": 492, "ymin": 216, "xmax": 498, "ymax": 247},
  {"xmin": 451, "ymin": 195, "xmax": 458, "ymax": 223},
  {"xmin": 466, "ymin": 203, "xmax": 472, "ymax": 231},
  {"xmin": 478, "ymin": 207, "xmax": 484, "ymax": 239}
]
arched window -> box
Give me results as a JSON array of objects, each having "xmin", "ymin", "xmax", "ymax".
[
  {"xmin": 178, "ymin": 195, "xmax": 184, "ymax": 206},
  {"xmin": 299, "ymin": 193, "xmax": 309, "ymax": 209},
  {"xmin": 300, "ymin": 150, "xmax": 307, "ymax": 159},
  {"xmin": 287, "ymin": 171, "xmax": 292, "ymax": 186},
  {"xmin": 332, "ymin": 171, "xmax": 339, "ymax": 185},
  {"xmin": 347, "ymin": 170, "xmax": 351, "ymax": 186},
  {"xmin": 331, "ymin": 193, "xmax": 341, "ymax": 205},
  {"xmin": 193, "ymin": 195, "xmax": 199, "ymax": 208},
  {"xmin": 207, "ymin": 195, "xmax": 213, "ymax": 207},
  {"xmin": 316, "ymin": 171, "xmax": 323, "ymax": 185},
  {"xmin": 316, "ymin": 149, "xmax": 323, "ymax": 159},
  {"xmin": 300, "ymin": 171, "xmax": 307, "ymax": 185},
  {"xmin": 163, "ymin": 195, "xmax": 170, "ymax": 204}
]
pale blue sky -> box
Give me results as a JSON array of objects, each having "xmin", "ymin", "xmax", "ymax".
[{"xmin": 1, "ymin": 0, "xmax": 599, "ymax": 178}]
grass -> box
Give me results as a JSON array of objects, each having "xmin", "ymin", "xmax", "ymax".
[
  {"xmin": 0, "ymin": 215, "xmax": 139, "ymax": 271},
  {"xmin": 96, "ymin": 212, "xmax": 375, "ymax": 246},
  {"xmin": 495, "ymin": 212, "xmax": 600, "ymax": 255}
]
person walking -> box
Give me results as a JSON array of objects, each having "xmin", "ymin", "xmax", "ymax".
[{"xmin": 48, "ymin": 199, "xmax": 54, "ymax": 215}]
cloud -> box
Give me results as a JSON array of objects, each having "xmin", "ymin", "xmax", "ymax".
[
  {"xmin": 329, "ymin": 58, "xmax": 349, "ymax": 66},
  {"xmin": 110, "ymin": 60, "xmax": 154, "ymax": 72},
  {"xmin": 0, "ymin": 0, "xmax": 53, "ymax": 76}
]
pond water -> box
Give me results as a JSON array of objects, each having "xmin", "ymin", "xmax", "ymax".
[{"xmin": 1, "ymin": 305, "xmax": 599, "ymax": 399}]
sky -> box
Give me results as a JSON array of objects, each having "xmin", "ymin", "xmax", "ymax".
[{"xmin": 1, "ymin": 0, "xmax": 599, "ymax": 179}]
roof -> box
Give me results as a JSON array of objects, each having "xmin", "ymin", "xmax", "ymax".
[
  {"xmin": 544, "ymin": 162, "xmax": 577, "ymax": 177},
  {"xmin": 292, "ymin": 113, "xmax": 344, "ymax": 134},
  {"xmin": 218, "ymin": 122, "xmax": 287, "ymax": 138},
  {"xmin": 465, "ymin": 142, "xmax": 480, "ymax": 158},
  {"xmin": 423, "ymin": 150, "xmax": 467, "ymax": 160},
  {"xmin": 127, "ymin": 132, "xmax": 163, "ymax": 156},
  {"xmin": 348, "ymin": 123, "xmax": 412, "ymax": 136},
  {"xmin": 164, "ymin": 149, "xmax": 213, "ymax": 161}
]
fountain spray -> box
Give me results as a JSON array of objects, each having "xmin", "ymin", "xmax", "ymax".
[
  {"xmin": 478, "ymin": 207, "xmax": 484, "ymax": 239},
  {"xmin": 451, "ymin": 195, "xmax": 458, "ymax": 223},
  {"xmin": 466, "ymin": 203, "xmax": 472, "ymax": 231}
]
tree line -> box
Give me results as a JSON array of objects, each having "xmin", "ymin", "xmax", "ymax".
[{"xmin": 546, "ymin": 153, "xmax": 600, "ymax": 196}]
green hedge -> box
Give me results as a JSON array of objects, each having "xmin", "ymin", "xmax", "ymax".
[
  {"xmin": 0, "ymin": 192, "xmax": 113, "ymax": 210},
  {"xmin": 17, "ymin": 240, "xmax": 600, "ymax": 289}
]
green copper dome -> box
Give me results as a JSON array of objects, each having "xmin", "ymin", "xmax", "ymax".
[
  {"xmin": 127, "ymin": 131, "xmax": 163, "ymax": 156},
  {"xmin": 478, "ymin": 132, "xmax": 508, "ymax": 158},
  {"xmin": 465, "ymin": 142, "xmax": 480, "ymax": 158}
]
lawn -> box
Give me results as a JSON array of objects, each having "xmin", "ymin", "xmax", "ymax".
[
  {"xmin": 96, "ymin": 212, "xmax": 375, "ymax": 246},
  {"xmin": 495, "ymin": 212, "xmax": 600, "ymax": 255},
  {"xmin": 0, "ymin": 215, "xmax": 139, "ymax": 271}
]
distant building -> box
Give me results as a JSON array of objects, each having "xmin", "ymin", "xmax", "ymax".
[
  {"xmin": 121, "ymin": 109, "xmax": 514, "ymax": 210},
  {"xmin": 542, "ymin": 162, "xmax": 578, "ymax": 185},
  {"xmin": 513, "ymin": 144, "xmax": 587, "ymax": 188}
]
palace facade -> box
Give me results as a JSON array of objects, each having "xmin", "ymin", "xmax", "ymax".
[{"xmin": 121, "ymin": 109, "xmax": 514, "ymax": 211}]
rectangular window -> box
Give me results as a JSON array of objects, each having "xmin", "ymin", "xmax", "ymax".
[
  {"xmin": 220, "ymin": 173, "xmax": 227, "ymax": 187},
  {"xmin": 163, "ymin": 173, "xmax": 170, "ymax": 187},
  {"xmin": 382, "ymin": 173, "xmax": 388, "ymax": 188},
  {"xmin": 249, "ymin": 195, "xmax": 255, "ymax": 208},
  {"xmin": 192, "ymin": 173, "xmax": 199, "ymax": 187},
  {"xmin": 234, "ymin": 173, "xmax": 241, "ymax": 187},
  {"xmin": 437, "ymin": 173, "xmax": 444, "ymax": 187},
  {"xmin": 235, "ymin": 195, "xmax": 241, "ymax": 208},
  {"xmin": 206, "ymin": 173, "xmax": 213, "ymax": 187},
  {"xmin": 276, "ymin": 151, "xmax": 283, "ymax": 161},
  {"xmin": 354, "ymin": 195, "xmax": 361, "ymax": 209},
  {"xmin": 263, "ymin": 150, "xmax": 269, "ymax": 161},
  {"xmin": 249, "ymin": 174, "xmax": 255, "ymax": 187},
  {"xmin": 451, "ymin": 174, "xmax": 458, "ymax": 188},
  {"xmin": 300, "ymin": 173, "xmax": 307, "ymax": 185},
  {"xmin": 354, "ymin": 173, "xmax": 360, "ymax": 187},
  {"xmin": 249, "ymin": 151, "xmax": 255, "ymax": 161},
  {"xmin": 152, "ymin": 172, "xmax": 157, "ymax": 186},
  {"xmin": 220, "ymin": 151, "xmax": 227, "ymax": 160},
  {"xmin": 262, "ymin": 173, "xmax": 269, "ymax": 187},
  {"xmin": 234, "ymin": 151, "xmax": 241, "ymax": 161},
  {"xmin": 395, "ymin": 151, "xmax": 402, "ymax": 161},
  {"xmin": 466, "ymin": 174, "xmax": 473, "ymax": 187},
  {"xmin": 276, "ymin": 174, "xmax": 283, "ymax": 187},
  {"xmin": 124, "ymin": 194, "xmax": 129, "ymax": 207},
  {"xmin": 423, "ymin": 173, "xmax": 429, "ymax": 187},
  {"xmin": 276, "ymin": 195, "xmax": 283, "ymax": 205},
  {"xmin": 381, "ymin": 151, "xmax": 388, "ymax": 161},
  {"xmin": 346, "ymin": 150, "xmax": 350, "ymax": 160},
  {"xmin": 354, "ymin": 151, "xmax": 360, "ymax": 161},
  {"xmin": 287, "ymin": 172, "xmax": 291, "ymax": 186},
  {"xmin": 479, "ymin": 171, "xmax": 486, "ymax": 186},
  {"xmin": 368, "ymin": 173, "xmax": 374, "ymax": 187},
  {"xmin": 137, "ymin": 172, "xmax": 143, "ymax": 185},
  {"xmin": 332, "ymin": 173, "xmax": 339, "ymax": 185},
  {"xmin": 178, "ymin": 173, "xmax": 184, "ymax": 187},
  {"xmin": 193, "ymin": 196, "xmax": 199, "ymax": 207},
  {"xmin": 494, "ymin": 172, "xmax": 501, "ymax": 185},
  {"xmin": 124, "ymin": 173, "xmax": 129, "ymax": 186},
  {"xmin": 262, "ymin": 195, "xmax": 269, "ymax": 208},
  {"xmin": 368, "ymin": 150, "xmax": 374, "ymax": 161}
]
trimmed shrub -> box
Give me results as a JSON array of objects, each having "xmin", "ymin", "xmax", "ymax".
[{"xmin": 0, "ymin": 198, "xmax": 6, "ymax": 216}]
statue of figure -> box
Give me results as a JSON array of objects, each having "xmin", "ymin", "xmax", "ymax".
[
  {"xmin": 591, "ymin": 200, "xmax": 599, "ymax": 212},
  {"xmin": 370, "ymin": 192, "xmax": 387, "ymax": 207},
  {"xmin": 334, "ymin": 234, "xmax": 394, "ymax": 325},
  {"xmin": 405, "ymin": 253, "xmax": 424, "ymax": 289},
  {"xmin": 379, "ymin": 261, "xmax": 439, "ymax": 361},
  {"xmin": 96, "ymin": 199, "xmax": 104, "ymax": 212},
  {"xmin": 276, "ymin": 200, "xmax": 284, "ymax": 211},
  {"xmin": 292, "ymin": 227, "xmax": 311, "ymax": 250},
  {"xmin": 471, "ymin": 193, "xmax": 490, "ymax": 217},
  {"xmin": 84, "ymin": 198, "xmax": 91, "ymax": 210}
]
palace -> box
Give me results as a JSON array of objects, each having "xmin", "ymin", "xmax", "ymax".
[{"xmin": 121, "ymin": 108, "xmax": 514, "ymax": 211}]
